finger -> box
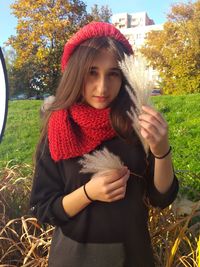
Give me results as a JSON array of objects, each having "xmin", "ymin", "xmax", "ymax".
[
  {"xmin": 107, "ymin": 195, "xmax": 124, "ymax": 202},
  {"xmin": 141, "ymin": 105, "xmax": 166, "ymax": 127},
  {"xmin": 106, "ymin": 171, "xmax": 130, "ymax": 193},
  {"xmin": 139, "ymin": 119, "xmax": 160, "ymax": 137},
  {"xmin": 139, "ymin": 115, "xmax": 164, "ymax": 133},
  {"xmin": 98, "ymin": 167, "xmax": 128, "ymax": 183},
  {"xmin": 140, "ymin": 127, "xmax": 156, "ymax": 144},
  {"xmin": 107, "ymin": 187, "xmax": 127, "ymax": 201},
  {"xmin": 139, "ymin": 112, "xmax": 168, "ymax": 139},
  {"xmin": 139, "ymin": 114, "xmax": 168, "ymax": 133},
  {"xmin": 140, "ymin": 123, "xmax": 168, "ymax": 145}
]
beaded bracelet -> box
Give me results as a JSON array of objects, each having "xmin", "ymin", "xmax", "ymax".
[
  {"xmin": 83, "ymin": 184, "xmax": 94, "ymax": 202},
  {"xmin": 153, "ymin": 146, "xmax": 172, "ymax": 159}
]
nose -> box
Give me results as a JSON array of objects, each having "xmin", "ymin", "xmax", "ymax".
[{"xmin": 96, "ymin": 75, "xmax": 108, "ymax": 95}]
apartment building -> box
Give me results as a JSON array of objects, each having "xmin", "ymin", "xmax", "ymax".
[
  {"xmin": 112, "ymin": 12, "xmax": 155, "ymax": 29},
  {"xmin": 112, "ymin": 12, "xmax": 163, "ymax": 87}
]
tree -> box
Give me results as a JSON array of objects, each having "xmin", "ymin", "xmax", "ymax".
[
  {"xmin": 2, "ymin": 48, "xmax": 19, "ymax": 97},
  {"xmin": 140, "ymin": 1, "xmax": 200, "ymax": 95},
  {"xmin": 90, "ymin": 4, "xmax": 112, "ymax": 22},
  {"xmin": 7, "ymin": 0, "xmax": 92, "ymax": 95}
]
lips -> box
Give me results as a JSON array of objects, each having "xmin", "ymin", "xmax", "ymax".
[{"xmin": 93, "ymin": 96, "xmax": 108, "ymax": 102}]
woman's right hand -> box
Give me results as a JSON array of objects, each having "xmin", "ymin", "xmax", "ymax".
[{"xmin": 85, "ymin": 167, "xmax": 130, "ymax": 202}]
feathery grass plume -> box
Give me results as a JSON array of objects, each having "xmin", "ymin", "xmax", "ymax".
[
  {"xmin": 120, "ymin": 54, "xmax": 152, "ymax": 109},
  {"xmin": 119, "ymin": 55, "xmax": 153, "ymax": 155},
  {"xmin": 79, "ymin": 147, "xmax": 124, "ymax": 174},
  {"xmin": 126, "ymin": 85, "xmax": 149, "ymax": 154},
  {"xmin": 79, "ymin": 148, "xmax": 143, "ymax": 178}
]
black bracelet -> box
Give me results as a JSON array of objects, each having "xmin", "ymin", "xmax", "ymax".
[
  {"xmin": 83, "ymin": 184, "xmax": 94, "ymax": 202},
  {"xmin": 153, "ymin": 146, "xmax": 172, "ymax": 159}
]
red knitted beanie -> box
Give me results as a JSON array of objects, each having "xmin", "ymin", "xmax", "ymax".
[{"xmin": 61, "ymin": 21, "xmax": 133, "ymax": 72}]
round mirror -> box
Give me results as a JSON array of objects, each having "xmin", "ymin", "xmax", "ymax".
[{"xmin": 0, "ymin": 47, "xmax": 9, "ymax": 143}]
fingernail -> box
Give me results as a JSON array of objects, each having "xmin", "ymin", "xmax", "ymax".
[{"xmin": 142, "ymin": 105, "xmax": 147, "ymax": 110}]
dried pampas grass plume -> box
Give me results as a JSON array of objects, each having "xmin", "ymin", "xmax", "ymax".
[
  {"xmin": 119, "ymin": 55, "xmax": 153, "ymax": 155},
  {"xmin": 79, "ymin": 147, "xmax": 143, "ymax": 178},
  {"xmin": 126, "ymin": 86, "xmax": 149, "ymax": 155},
  {"xmin": 119, "ymin": 55, "xmax": 152, "ymax": 109},
  {"xmin": 79, "ymin": 147, "xmax": 124, "ymax": 174}
]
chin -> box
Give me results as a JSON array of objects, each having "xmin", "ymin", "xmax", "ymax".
[
  {"xmin": 86, "ymin": 101, "xmax": 110, "ymax": 109},
  {"xmin": 93, "ymin": 103, "xmax": 109, "ymax": 109}
]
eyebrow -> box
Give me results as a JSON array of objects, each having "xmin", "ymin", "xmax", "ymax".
[{"xmin": 90, "ymin": 66, "xmax": 121, "ymax": 72}]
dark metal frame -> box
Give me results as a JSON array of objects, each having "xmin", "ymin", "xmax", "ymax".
[{"xmin": 0, "ymin": 47, "xmax": 9, "ymax": 143}]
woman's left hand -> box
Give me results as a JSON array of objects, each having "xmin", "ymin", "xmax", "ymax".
[{"xmin": 138, "ymin": 105, "xmax": 170, "ymax": 157}]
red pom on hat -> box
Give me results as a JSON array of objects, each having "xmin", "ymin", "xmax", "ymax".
[{"xmin": 61, "ymin": 21, "xmax": 133, "ymax": 72}]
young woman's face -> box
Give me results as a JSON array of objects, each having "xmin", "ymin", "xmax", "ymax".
[{"xmin": 82, "ymin": 49, "xmax": 122, "ymax": 109}]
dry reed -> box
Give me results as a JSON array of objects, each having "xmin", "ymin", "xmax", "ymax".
[{"xmin": 0, "ymin": 164, "xmax": 199, "ymax": 266}]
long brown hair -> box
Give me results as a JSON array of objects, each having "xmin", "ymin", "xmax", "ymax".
[{"xmin": 37, "ymin": 37, "xmax": 136, "ymax": 154}]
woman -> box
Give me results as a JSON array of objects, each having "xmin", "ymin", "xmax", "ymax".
[{"xmin": 30, "ymin": 22, "xmax": 178, "ymax": 267}]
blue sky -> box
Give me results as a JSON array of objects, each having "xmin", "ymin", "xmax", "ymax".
[{"xmin": 0, "ymin": 0, "xmax": 191, "ymax": 47}]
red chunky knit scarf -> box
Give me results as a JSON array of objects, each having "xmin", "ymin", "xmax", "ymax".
[{"xmin": 48, "ymin": 103, "xmax": 116, "ymax": 161}]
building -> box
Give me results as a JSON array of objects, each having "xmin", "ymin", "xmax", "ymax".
[
  {"xmin": 112, "ymin": 12, "xmax": 155, "ymax": 29},
  {"xmin": 112, "ymin": 12, "xmax": 163, "ymax": 87}
]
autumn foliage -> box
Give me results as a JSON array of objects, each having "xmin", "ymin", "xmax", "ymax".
[
  {"xmin": 8, "ymin": 0, "xmax": 92, "ymax": 95},
  {"xmin": 141, "ymin": 0, "xmax": 200, "ymax": 95}
]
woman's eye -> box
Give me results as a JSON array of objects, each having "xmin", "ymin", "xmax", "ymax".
[
  {"xmin": 109, "ymin": 72, "xmax": 120, "ymax": 77},
  {"xmin": 89, "ymin": 70, "xmax": 98, "ymax": 76}
]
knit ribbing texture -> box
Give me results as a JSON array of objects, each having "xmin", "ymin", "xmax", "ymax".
[
  {"xmin": 61, "ymin": 21, "xmax": 133, "ymax": 71},
  {"xmin": 48, "ymin": 103, "xmax": 116, "ymax": 161}
]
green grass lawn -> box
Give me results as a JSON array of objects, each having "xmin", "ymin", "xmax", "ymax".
[
  {"xmin": 152, "ymin": 94, "xmax": 200, "ymax": 199},
  {"xmin": 0, "ymin": 100, "xmax": 42, "ymax": 167},
  {"xmin": 0, "ymin": 95, "xmax": 199, "ymax": 199},
  {"xmin": 151, "ymin": 94, "xmax": 200, "ymax": 174},
  {"xmin": 0, "ymin": 95, "xmax": 200, "ymax": 173}
]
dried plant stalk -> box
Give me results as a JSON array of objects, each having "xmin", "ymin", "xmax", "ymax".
[
  {"xmin": 0, "ymin": 164, "xmax": 199, "ymax": 266},
  {"xmin": 119, "ymin": 55, "xmax": 153, "ymax": 155}
]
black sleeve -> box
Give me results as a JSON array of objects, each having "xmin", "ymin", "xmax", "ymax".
[
  {"xmin": 145, "ymin": 152, "xmax": 179, "ymax": 209},
  {"xmin": 29, "ymin": 140, "xmax": 71, "ymax": 226}
]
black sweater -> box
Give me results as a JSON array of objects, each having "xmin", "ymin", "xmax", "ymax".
[{"xmin": 30, "ymin": 136, "xmax": 178, "ymax": 266}]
